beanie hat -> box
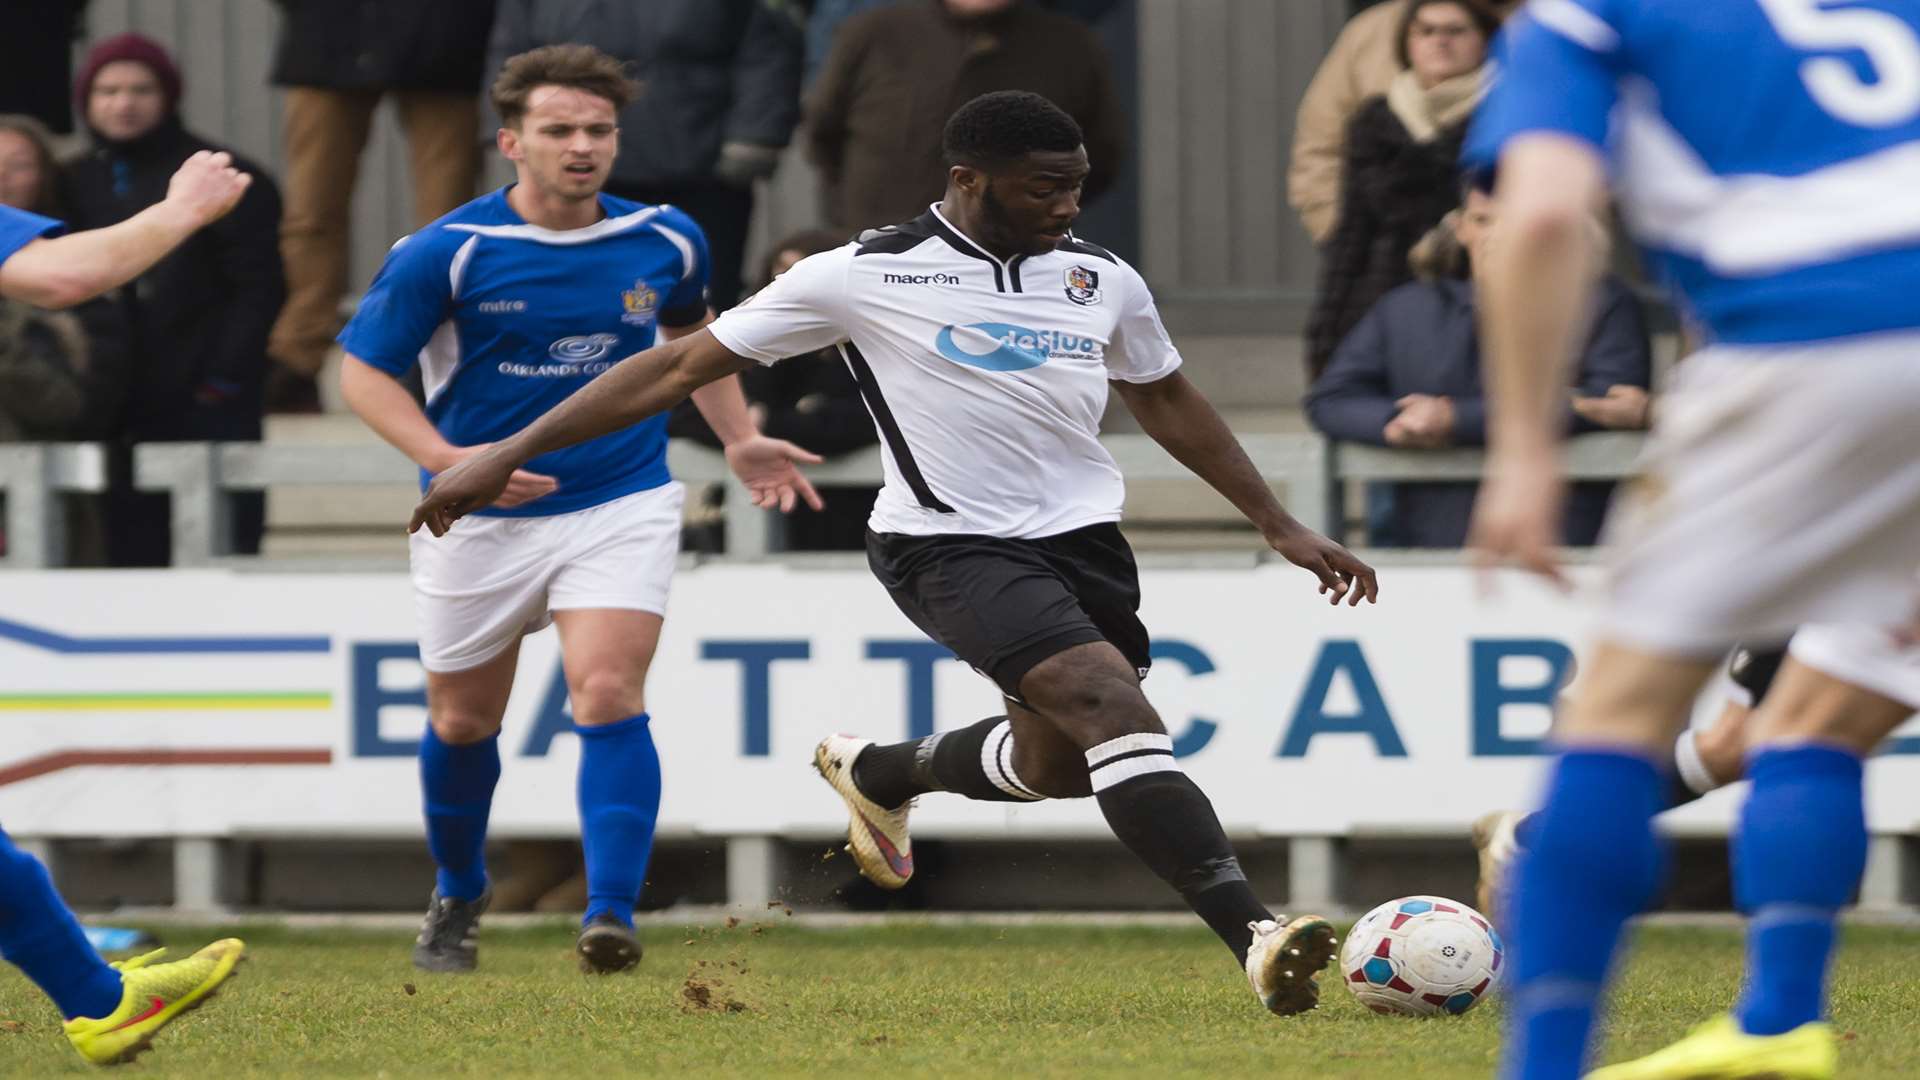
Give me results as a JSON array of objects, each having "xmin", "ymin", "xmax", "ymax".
[{"xmin": 75, "ymin": 33, "xmax": 183, "ymax": 114}]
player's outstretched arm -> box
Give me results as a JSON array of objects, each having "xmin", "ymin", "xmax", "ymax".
[
  {"xmin": 0, "ymin": 151, "xmax": 251, "ymax": 309},
  {"xmin": 1467, "ymin": 134, "xmax": 1607, "ymax": 590},
  {"xmin": 1112, "ymin": 371, "xmax": 1378, "ymax": 606},
  {"xmin": 670, "ymin": 317, "xmax": 825, "ymax": 514},
  {"xmin": 410, "ymin": 328, "xmax": 754, "ymax": 535}
]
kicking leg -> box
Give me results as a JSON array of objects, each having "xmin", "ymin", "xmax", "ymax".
[
  {"xmin": 1503, "ymin": 642, "xmax": 1712, "ymax": 1080},
  {"xmin": 1016, "ymin": 642, "xmax": 1336, "ymax": 1015},
  {"xmin": 413, "ymin": 642, "xmax": 517, "ymax": 973},
  {"xmin": 820, "ymin": 700, "xmax": 1090, "ymax": 889},
  {"xmin": 553, "ymin": 607, "xmax": 664, "ymax": 974}
]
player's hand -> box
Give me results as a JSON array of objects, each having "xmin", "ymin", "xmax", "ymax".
[
  {"xmin": 410, "ymin": 444, "xmax": 547, "ymax": 536},
  {"xmin": 1570, "ymin": 384, "xmax": 1651, "ymax": 430},
  {"xmin": 1468, "ymin": 450, "xmax": 1570, "ymax": 591},
  {"xmin": 725, "ymin": 435, "xmax": 825, "ymax": 513},
  {"xmin": 1267, "ymin": 523, "xmax": 1379, "ymax": 607},
  {"xmin": 163, "ymin": 150, "xmax": 253, "ymax": 228}
]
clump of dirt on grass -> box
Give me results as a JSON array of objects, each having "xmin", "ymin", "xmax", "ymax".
[{"xmin": 680, "ymin": 974, "xmax": 748, "ymax": 1013}]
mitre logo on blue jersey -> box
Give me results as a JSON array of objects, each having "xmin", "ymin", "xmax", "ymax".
[{"xmin": 933, "ymin": 323, "xmax": 1100, "ymax": 372}]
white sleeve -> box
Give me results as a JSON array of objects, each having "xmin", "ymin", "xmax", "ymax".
[
  {"xmin": 1104, "ymin": 259, "xmax": 1183, "ymax": 383},
  {"xmin": 707, "ymin": 246, "xmax": 851, "ymax": 365}
]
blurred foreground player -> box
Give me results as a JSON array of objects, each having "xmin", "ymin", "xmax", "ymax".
[
  {"xmin": 407, "ymin": 90, "xmax": 1379, "ymax": 1017},
  {"xmin": 1464, "ymin": 2, "xmax": 1920, "ymax": 1076},
  {"xmin": 0, "ymin": 150, "xmax": 250, "ymax": 1065}
]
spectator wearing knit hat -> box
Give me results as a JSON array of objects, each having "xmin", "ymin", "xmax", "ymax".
[{"xmin": 61, "ymin": 33, "xmax": 286, "ymax": 567}]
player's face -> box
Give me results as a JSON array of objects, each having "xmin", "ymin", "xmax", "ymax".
[
  {"xmin": 1406, "ymin": 2, "xmax": 1488, "ymax": 88},
  {"xmin": 501, "ymin": 86, "xmax": 619, "ymax": 203},
  {"xmin": 86, "ymin": 61, "xmax": 167, "ymax": 143},
  {"xmin": 0, "ymin": 130, "xmax": 46, "ymax": 212},
  {"xmin": 978, "ymin": 148, "xmax": 1090, "ymax": 257}
]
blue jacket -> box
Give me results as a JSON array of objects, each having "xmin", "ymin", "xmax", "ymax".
[{"xmin": 1305, "ymin": 275, "xmax": 1651, "ymax": 548}]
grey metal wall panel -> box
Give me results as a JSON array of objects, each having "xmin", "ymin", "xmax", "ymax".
[{"xmin": 1139, "ymin": 0, "xmax": 1353, "ymax": 320}]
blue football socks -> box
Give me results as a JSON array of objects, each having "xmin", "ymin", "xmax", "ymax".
[
  {"xmin": 419, "ymin": 726, "xmax": 501, "ymax": 902},
  {"xmin": 1504, "ymin": 750, "xmax": 1667, "ymax": 1080},
  {"xmin": 1733, "ymin": 745, "xmax": 1866, "ymax": 1036},
  {"xmin": 0, "ymin": 830, "xmax": 124, "ymax": 1020},
  {"xmin": 576, "ymin": 712, "xmax": 663, "ymax": 928}
]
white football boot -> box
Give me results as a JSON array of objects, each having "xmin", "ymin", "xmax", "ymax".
[
  {"xmin": 1245, "ymin": 914, "xmax": 1339, "ymax": 1016},
  {"xmin": 813, "ymin": 734, "xmax": 914, "ymax": 889}
]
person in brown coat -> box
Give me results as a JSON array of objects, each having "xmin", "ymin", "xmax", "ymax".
[{"xmin": 806, "ymin": 0, "xmax": 1125, "ymax": 233}]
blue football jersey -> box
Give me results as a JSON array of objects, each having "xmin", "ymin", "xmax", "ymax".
[
  {"xmin": 1465, "ymin": 0, "xmax": 1920, "ymax": 346},
  {"xmin": 339, "ymin": 189, "xmax": 710, "ymax": 517},
  {"xmin": 0, "ymin": 205, "xmax": 64, "ymax": 266}
]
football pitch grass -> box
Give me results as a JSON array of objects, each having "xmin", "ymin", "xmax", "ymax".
[{"xmin": 3, "ymin": 920, "xmax": 1918, "ymax": 1078}]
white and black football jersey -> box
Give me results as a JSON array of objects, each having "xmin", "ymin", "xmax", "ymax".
[{"xmin": 708, "ymin": 204, "xmax": 1182, "ymax": 539}]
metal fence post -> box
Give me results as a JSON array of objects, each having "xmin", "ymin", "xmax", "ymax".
[
  {"xmin": 172, "ymin": 837, "xmax": 229, "ymax": 913},
  {"xmin": 0, "ymin": 445, "xmax": 59, "ymax": 568},
  {"xmin": 1287, "ymin": 835, "xmax": 1341, "ymax": 912},
  {"xmin": 135, "ymin": 443, "xmax": 225, "ymax": 567},
  {"xmin": 726, "ymin": 835, "xmax": 780, "ymax": 909}
]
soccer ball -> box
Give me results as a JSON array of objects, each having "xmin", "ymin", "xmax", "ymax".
[{"xmin": 1341, "ymin": 895, "xmax": 1503, "ymax": 1016}]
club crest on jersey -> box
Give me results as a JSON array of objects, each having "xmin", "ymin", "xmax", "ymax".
[
  {"xmin": 1064, "ymin": 265, "xmax": 1101, "ymax": 306},
  {"xmin": 621, "ymin": 280, "xmax": 659, "ymax": 325}
]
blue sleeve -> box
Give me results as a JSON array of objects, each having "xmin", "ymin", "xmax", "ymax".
[
  {"xmin": 1463, "ymin": 0, "xmax": 1625, "ymax": 178},
  {"xmin": 0, "ymin": 205, "xmax": 65, "ymax": 266},
  {"xmin": 1303, "ymin": 302, "xmax": 1398, "ymax": 446},
  {"xmin": 336, "ymin": 230, "xmax": 458, "ymax": 376},
  {"xmin": 652, "ymin": 207, "xmax": 711, "ymax": 327}
]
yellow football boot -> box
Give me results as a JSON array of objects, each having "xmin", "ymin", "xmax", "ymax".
[
  {"xmin": 1587, "ymin": 1014, "xmax": 1836, "ymax": 1080},
  {"xmin": 64, "ymin": 938, "xmax": 245, "ymax": 1065}
]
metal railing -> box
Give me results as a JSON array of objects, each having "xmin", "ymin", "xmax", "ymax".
[{"xmin": 0, "ymin": 433, "xmax": 1652, "ymax": 568}]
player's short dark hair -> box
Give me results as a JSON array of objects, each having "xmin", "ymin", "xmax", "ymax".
[
  {"xmin": 941, "ymin": 91, "xmax": 1085, "ymax": 172},
  {"xmin": 491, "ymin": 45, "xmax": 639, "ymax": 128},
  {"xmin": 1395, "ymin": 0, "xmax": 1505, "ymax": 69}
]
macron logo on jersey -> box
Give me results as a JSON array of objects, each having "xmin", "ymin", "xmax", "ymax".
[{"xmin": 934, "ymin": 323, "xmax": 1100, "ymax": 372}]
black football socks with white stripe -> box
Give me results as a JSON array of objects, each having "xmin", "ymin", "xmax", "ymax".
[
  {"xmin": 855, "ymin": 724, "xmax": 1272, "ymax": 962},
  {"xmin": 852, "ymin": 717, "xmax": 1045, "ymax": 809},
  {"xmin": 1087, "ymin": 734, "xmax": 1272, "ymax": 963}
]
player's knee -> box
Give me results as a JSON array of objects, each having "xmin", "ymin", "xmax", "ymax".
[
  {"xmin": 1022, "ymin": 668, "xmax": 1161, "ymax": 749},
  {"xmin": 428, "ymin": 709, "xmax": 503, "ymax": 746},
  {"xmin": 567, "ymin": 669, "xmax": 647, "ymax": 728}
]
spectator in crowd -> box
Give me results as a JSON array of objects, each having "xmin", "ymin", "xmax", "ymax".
[
  {"xmin": 1288, "ymin": 0, "xmax": 1520, "ymax": 247},
  {"xmin": 1301, "ymin": 0, "xmax": 1500, "ymax": 381},
  {"xmin": 0, "ymin": 1, "xmax": 89, "ymax": 137},
  {"xmin": 803, "ymin": 0, "xmax": 1120, "ymax": 89},
  {"xmin": 807, "ymin": 0, "xmax": 1124, "ymax": 234},
  {"xmin": 1305, "ymin": 186, "xmax": 1651, "ymax": 549},
  {"xmin": 488, "ymin": 0, "xmax": 804, "ymax": 312},
  {"xmin": 62, "ymin": 34, "xmax": 285, "ymax": 566},
  {"xmin": 669, "ymin": 228, "xmax": 878, "ymax": 551},
  {"xmin": 266, "ymin": 0, "xmax": 497, "ymax": 413},
  {"xmin": 0, "ymin": 114, "xmax": 128, "ymax": 445}
]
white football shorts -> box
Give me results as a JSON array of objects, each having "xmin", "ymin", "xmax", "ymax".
[
  {"xmin": 408, "ymin": 482, "xmax": 685, "ymax": 673},
  {"xmin": 1787, "ymin": 623, "xmax": 1920, "ymax": 713},
  {"xmin": 1597, "ymin": 330, "xmax": 1920, "ymax": 657}
]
